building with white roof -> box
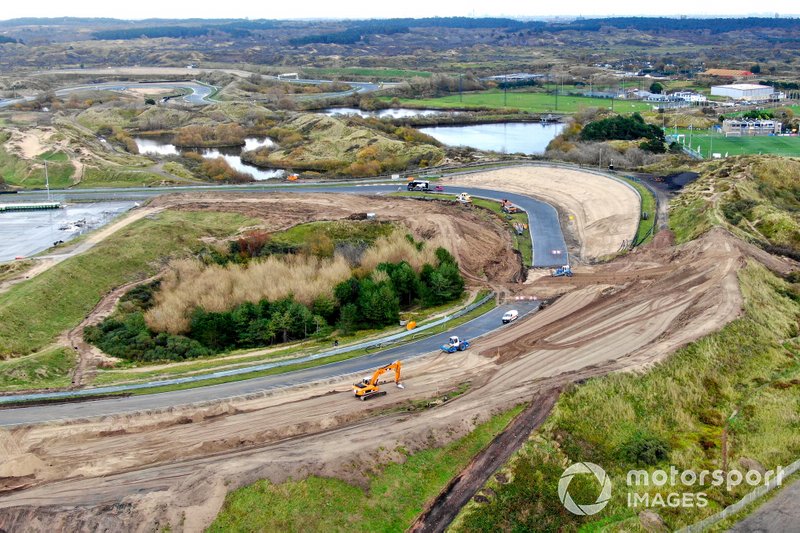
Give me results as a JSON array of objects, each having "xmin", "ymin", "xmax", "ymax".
[{"xmin": 711, "ymin": 84, "xmax": 774, "ymax": 101}]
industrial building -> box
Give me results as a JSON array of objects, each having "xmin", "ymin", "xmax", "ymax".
[
  {"xmin": 721, "ymin": 118, "xmax": 782, "ymax": 136},
  {"xmin": 711, "ymin": 84, "xmax": 775, "ymax": 101}
]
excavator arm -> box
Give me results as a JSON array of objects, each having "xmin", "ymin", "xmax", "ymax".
[
  {"xmin": 354, "ymin": 360, "xmax": 403, "ymax": 400},
  {"xmin": 373, "ymin": 360, "xmax": 401, "ymax": 385}
]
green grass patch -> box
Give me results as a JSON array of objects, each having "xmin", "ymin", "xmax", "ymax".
[
  {"xmin": 271, "ymin": 219, "xmax": 395, "ymax": 248},
  {"xmin": 208, "ymin": 403, "xmax": 523, "ymax": 532},
  {"xmin": 0, "ymin": 135, "xmax": 74, "ymax": 188},
  {"xmin": 383, "ymin": 90, "xmax": 652, "ymax": 114},
  {"xmin": 619, "ymin": 176, "xmax": 656, "ymax": 245},
  {"xmin": 37, "ymin": 150, "xmax": 69, "ymax": 162},
  {"xmin": 0, "ymin": 210, "xmax": 256, "ymax": 359},
  {"xmin": 674, "ymin": 129, "xmax": 800, "ymax": 158},
  {"xmin": 0, "ymin": 346, "xmax": 76, "ymax": 390},
  {"xmin": 79, "ymin": 167, "xmax": 171, "ymax": 188},
  {"xmin": 453, "ymin": 263, "xmax": 800, "ymax": 531}
]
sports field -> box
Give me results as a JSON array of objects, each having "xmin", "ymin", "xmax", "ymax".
[
  {"xmin": 387, "ymin": 89, "xmax": 653, "ymax": 114},
  {"xmin": 673, "ymin": 129, "xmax": 800, "ymax": 157}
]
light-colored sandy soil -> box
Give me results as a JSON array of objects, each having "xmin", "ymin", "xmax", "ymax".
[
  {"xmin": 0, "ymin": 226, "xmax": 775, "ymax": 532},
  {"xmin": 123, "ymin": 87, "xmax": 173, "ymax": 96},
  {"xmin": 444, "ymin": 167, "xmax": 641, "ymax": 260}
]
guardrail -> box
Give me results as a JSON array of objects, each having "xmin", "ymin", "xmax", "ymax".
[
  {"xmin": 677, "ymin": 458, "xmax": 800, "ymax": 532},
  {"xmin": 0, "ymin": 292, "xmax": 495, "ymax": 404}
]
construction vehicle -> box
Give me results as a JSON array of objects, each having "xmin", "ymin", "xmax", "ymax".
[
  {"xmin": 552, "ymin": 265, "xmax": 573, "ymax": 277},
  {"xmin": 441, "ymin": 335, "xmax": 470, "ymax": 353},
  {"xmin": 501, "ymin": 199, "xmax": 519, "ymax": 214},
  {"xmin": 456, "ymin": 192, "xmax": 472, "ymax": 204},
  {"xmin": 353, "ymin": 360, "xmax": 404, "ymax": 400}
]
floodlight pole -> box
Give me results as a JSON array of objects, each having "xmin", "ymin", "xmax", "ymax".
[{"xmin": 44, "ymin": 160, "xmax": 51, "ymax": 201}]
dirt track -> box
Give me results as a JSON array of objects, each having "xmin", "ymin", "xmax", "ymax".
[
  {"xmin": 0, "ymin": 222, "xmax": 772, "ymax": 531},
  {"xmin": 445, "ymin": 167, "xmax": 641, "ymax": 260}
]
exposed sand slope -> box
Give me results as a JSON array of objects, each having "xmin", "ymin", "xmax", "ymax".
[
  {"xmin": 0, "ymin": 229, "xmax": 765, "ymax": 532},
  {"xmin": 445, "ymin": 166, "xmax": 641, "ymax": 260}
]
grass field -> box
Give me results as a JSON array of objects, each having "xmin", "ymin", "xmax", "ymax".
[
  {"xmin": 0, "ymin": 210, "xmax": 255, "ymax": 358},
  {"xmin": 385, "ymin": 90, "xmax": 653, "ymax": 114},
  {"xmin": 673, "ymin": 129, "xmax": 800, "ymax": 157},
  {"xmin": 208, "ymin": 404, "xmax": 523, "ymax": 532}
]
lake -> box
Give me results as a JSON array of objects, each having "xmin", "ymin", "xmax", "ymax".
[{"xmin": 417, "ymin": 122, "xmax": 565, "ymax": 155}]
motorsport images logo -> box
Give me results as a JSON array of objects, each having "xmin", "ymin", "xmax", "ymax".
[{"xmin": 558, "ymin": 462, "xmax": 613, "ymax": 515}]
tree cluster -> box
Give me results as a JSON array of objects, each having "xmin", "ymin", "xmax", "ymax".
[
  {"xmin": 580, "ymin": 113, "xmax": 666, "ymax": 153},
  {"xmin": 86, "ymin": 250, "xmax": 464, "ymax": 362}
]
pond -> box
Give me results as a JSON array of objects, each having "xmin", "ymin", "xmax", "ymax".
[
  {"xmin": 134, "ymin": 137, "xmax": 284, "ymax": 181},
  {"xmin": 417, "ymin": 122, "xmax": 565, "ymax": 155}
]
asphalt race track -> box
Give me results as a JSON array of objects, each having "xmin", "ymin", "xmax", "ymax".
[{"xmin": 0, "ymin": 301, "xmax": 539, "ymax": 426}]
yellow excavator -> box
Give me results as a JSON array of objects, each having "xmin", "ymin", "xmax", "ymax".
[{"xmin": 353, "ymin": 360, "xmax": 404, "ymax": 401}]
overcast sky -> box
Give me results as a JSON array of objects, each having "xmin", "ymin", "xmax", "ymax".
[{"xmin": 1, "ymin": 0, "xmax": 797, "ymax": 21}]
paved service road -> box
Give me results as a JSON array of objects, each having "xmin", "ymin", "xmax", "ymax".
[
  {"xmin": 0, "ymin": 81, "xmax": 215, "ymax": 108},
  {"xmin": 0, "ymin": 301, "xmax": 539, "ymax": 426},
  {"xmin": 730, "ymin": 479, "xmax": 800, "ymax": 532},
  {"xmin": 15, "ymin": 182, "xmax": 568, "ymax": 267}
]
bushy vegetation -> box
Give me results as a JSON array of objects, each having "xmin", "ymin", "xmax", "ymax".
[
  {"xmin": 91, "ymin": 20, "xmax": 279, "ymax": 40},
  {"xmin": 173, "ymin": 124, "xmax": 246, "ymax": 147},
  {"xmin": 454, "ymin": 263, "xmax": 800, "ymax": 531},
  {"xmin": 671, "ymin": 156, "xmax": 800, "ymax": 256},
  {"xmin": 86, "ymin": 229, "xmax": 464, "ymax": 362},
  {"xmin": 741, "ymin": 109, "xmax": 774, "ymax": 120},
  {"xmin": 580, "ymin": 112, "xmax": 664, "ymax": 144}
]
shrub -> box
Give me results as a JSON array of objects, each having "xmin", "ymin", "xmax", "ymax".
[
  {"xmin": 618, "ymin": 430, "xmax": 671, "ymax": 466},
  {"xmin": 580, "ymin": 113, "xmax": 664, "ymax": 143}
]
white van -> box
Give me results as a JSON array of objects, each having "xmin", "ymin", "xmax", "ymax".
[
  {"xmin": 407, "ymin": 180, "xmax": 430, "ymax": 191},
  {"xmin": 502, "ymin": 310, "xmax": 519, "ymax": 324}
]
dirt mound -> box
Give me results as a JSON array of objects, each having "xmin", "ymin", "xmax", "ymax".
[
  {"xmin": 155, "ymin": 192, "xmax": 522, "ymax": 285},
  {"xmin": 445, "ymin": 166, "xmax": 640, "ymax": 260},
  {"xmin": 650, "ymin": 229, "xmax": 676, "ymax": 249}
]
